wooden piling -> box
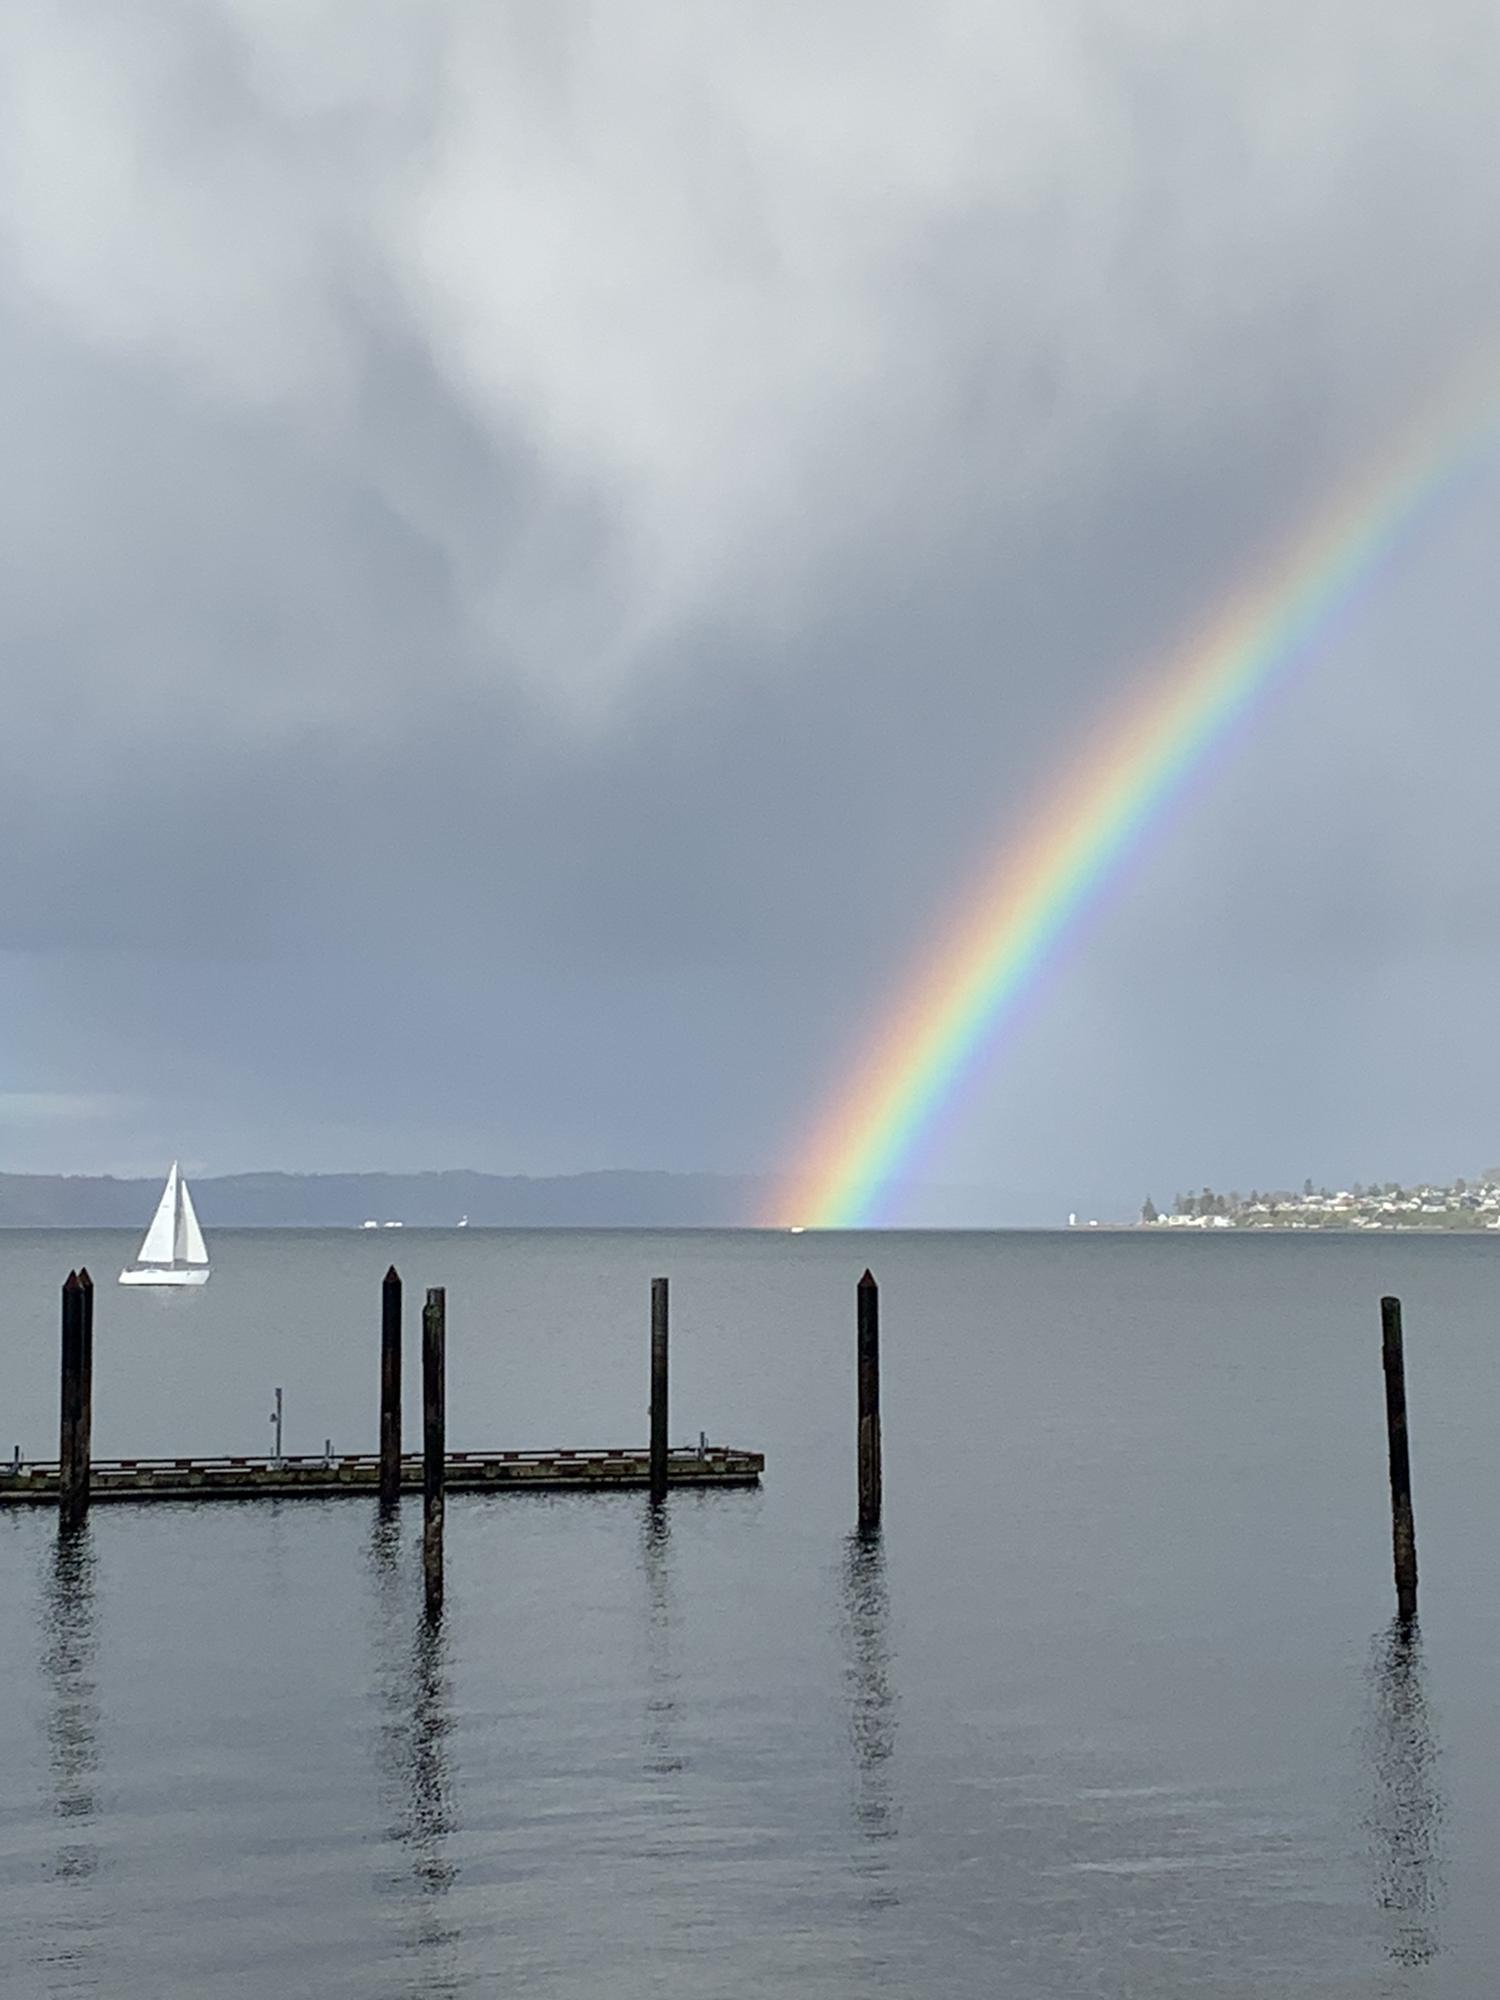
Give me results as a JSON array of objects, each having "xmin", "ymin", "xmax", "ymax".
[
  {"xmin": 77, "ymin": 1269, "xmax": 94, "ymax": 1513},
  {"xmin": 650, "ymin": 1277, "xmax": 669, "ymax": 1505},
  {"xmin": 1381, "ymin": 1295, "xmax": 1418, "ymax": 1620},
  {"xmin": 423, "ymin": 1286, "xmax": 446, "ymax": 1615},
  {"xmin": 380, "ymin": 1266, "xmax": 402, "ymax": 1508},
  {"xmin": 58, "ymin": 1273, "xmax": 87, "ymax": 1528},
  {"xmin": 857, "ymin": 1269, "xmax": 882, "ymax": 1531}
]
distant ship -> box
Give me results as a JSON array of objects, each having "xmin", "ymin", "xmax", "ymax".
[{"xmin": 119, "ymin": 1162, "xmax": 211, "ymax": 1287}]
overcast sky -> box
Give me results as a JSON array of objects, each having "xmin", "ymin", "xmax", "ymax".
[{"xmin": 4, "ymin": 2, "xmax": 1500, "ymax": 1221}]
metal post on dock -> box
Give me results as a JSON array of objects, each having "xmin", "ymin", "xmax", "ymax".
[
  {"xmin": 650, "ymin": 1277, "xmax": 669, "ymax": 1505},
  {"xmin": 1381, "ymin": 1296, "xmax": 1418, "ymax": 1620},
  {"xmin": 59, "ymin": 1271, "xmax": 91, "ymax": 1528},
  {"xmin": 270, "ymin": 1386, "xmax": 284, "ymax": 1467},
  {"xmin": 857, "ymin": 1269, "xmax": 882, "ymax": 1532},
  {"xmin": 380, "ymin": 1266, "xmax": 402, "ymax": 1508},
  {"xmin": 423, "ymin": 1286, "xmax": 446, "ymax": 1616}
]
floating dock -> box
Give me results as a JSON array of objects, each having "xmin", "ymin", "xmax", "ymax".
[{"xmin": 0, "ymin": 1444, "xmax": 764, "ymax": 1507}]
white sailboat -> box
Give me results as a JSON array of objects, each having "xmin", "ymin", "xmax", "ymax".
[{"xmin": 119, "ymin": 1162, "xmax": 211, "ymax": 1286}]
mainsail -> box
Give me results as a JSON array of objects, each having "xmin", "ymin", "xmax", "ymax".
[{"xmin": 137, "ymin": 1162, "xmax": 180, "ymax": 1265}]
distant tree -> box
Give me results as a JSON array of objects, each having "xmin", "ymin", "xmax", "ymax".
[
  {"xmin": 1141, "ymin": 1195, "xmax": 1159, "ymax": 1224},
  {"xmin": 1455, "ymin": 1176, "xmax": 1467, "ymax": 1194},
  {"xmin": 1352, "ymin": 1183, "xmax": 1365, "ymax": 1199}
]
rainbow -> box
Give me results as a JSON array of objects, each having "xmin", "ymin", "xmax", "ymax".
[{"xmin": 771, "ymin": 377, "xmax": 1497, "ymax": 1228}]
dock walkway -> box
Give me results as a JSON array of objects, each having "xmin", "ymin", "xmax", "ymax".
[{"xmin": 0, "ymin": 1444, "xmax": 763, "ymax": 1506}]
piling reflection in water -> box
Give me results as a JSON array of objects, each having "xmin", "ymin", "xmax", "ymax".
[
  {"xmin": 42, "ymin": 1524, "xmax": 100, "ymax": 1888},
  {"xmin": 405, "ymin": 1612, "xmax": 457, "ymax": 1897},
  {"xmin": 641, "ymin": 1500, "xmax": 683, "ymax": 1778},
  {"xmin": 366, "ymin": 1510, "xmax": 460, "ymax": 1988},
  {"xmin": 1363, "ymin": 1616, "xmax": 1444, "ymax": 1968},
  {"xmin": 840, "ymin": 1527, "xmax": 900, "ymax": 1874}
]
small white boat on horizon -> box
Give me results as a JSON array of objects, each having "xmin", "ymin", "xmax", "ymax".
[{"xmin": 119, "ymin": 1162, "xmax": 211, "ymax": 1286}]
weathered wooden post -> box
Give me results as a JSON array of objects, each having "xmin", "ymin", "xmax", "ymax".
[
  {"xmin": 77, "ymin": 1269, "xmax": 94, "ymax": 1507},
  {"xmin": 650, "ymin": 1277, "xmax": 669, "ymax": 1505},
  {"xmin": 58, "ymin": 1269, "xmax": 78, "ymax": 1486},
  {"xmin": 857, "ymin": 1269, "xmax": 882, "ymax": 1531},
  {"xmin": 1381, "ymin": 1296, "xmax": 1418, "ymax": 1620},
  {"xmin": 58, "ymin": 1271, "xmax": 88, "ymax": 1527},
  {"xmin": 423, "ymin": 1286, "xmax": 446, "ymax": 1616},
  {"xmin": 380, "ymin": 1265, "xmax": 402, "ymax": 1508}
]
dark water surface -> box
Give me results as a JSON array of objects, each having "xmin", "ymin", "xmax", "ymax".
[{"xmin": 2, "ymin": 1227, "xmax": 1497, "ymax": 1996}]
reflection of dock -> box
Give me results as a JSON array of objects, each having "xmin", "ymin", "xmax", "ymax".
[{"xmin": 1, "ymin": 1444, "xmax": 763, "ymax": 1506}]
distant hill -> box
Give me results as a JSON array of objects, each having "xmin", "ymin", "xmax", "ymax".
[{"xmin": 0, "ymin": 1169, "xmax": 769, "ymax": 1229}]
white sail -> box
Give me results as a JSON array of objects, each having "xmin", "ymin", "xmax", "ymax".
[
  {"xmin": 137, "ymin": 1163, "xmax": 180, "ymax": 1265},
  {"xmin": 175, "ymin": 1174, "xmax": 209, "ymax": 1266},
  {"xmin": 119, "ymin": 1160, "xmax": 211, "ymax": 1283}
]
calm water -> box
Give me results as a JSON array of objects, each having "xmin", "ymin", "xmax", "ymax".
[{"xmin": 1, "ymin": 1227, "xmax": 1497, "ymax": 1997}]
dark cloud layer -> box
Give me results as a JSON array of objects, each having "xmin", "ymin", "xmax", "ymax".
[{"xmin": 4, "ymin": 2, "xmax": 1500, "ymax": 1216}]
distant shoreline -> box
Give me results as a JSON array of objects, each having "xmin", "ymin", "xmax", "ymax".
[
  {"xmin": 1136, "ymin": 1176, "xmax": 1500, "ymax": 1234},
  {"xmin": 0, "ymin": 1168, "xmax": 765, "ymax": 1230}
]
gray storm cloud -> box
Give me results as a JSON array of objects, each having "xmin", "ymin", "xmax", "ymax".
[
  {"xmin": 3, "ymin": 1, "xmax": 1500, "ymax": 1205},
  {"xmin": 6, "ymin": 1, "xmax": 1496, "ymax": 707}
]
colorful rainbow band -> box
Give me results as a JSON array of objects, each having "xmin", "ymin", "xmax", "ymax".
[{"xmin": 771, "ymin": 374, "xmax": 1498, "ymax": 1228}]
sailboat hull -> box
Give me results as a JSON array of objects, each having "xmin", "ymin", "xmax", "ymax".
[{"xmin": 118, "ymin": 1265, "xmax": 211, "ymax": 1287}]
